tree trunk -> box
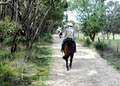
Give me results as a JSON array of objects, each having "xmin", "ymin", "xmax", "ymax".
[
  {"xmin": 11, "ymin": 0, "xmax": 14, "ymax": 20},
  {"xmin": 0, "ymin": 0, "xmax": 2, "ymax": 12},
  {"xmin": 90, "ymin": 32, "xmax": 95, "ymax": 42},
  {"xmin": 107, "ymin": 32, "xmax": 111, "ymax": 39},
  {"xmin": 11, "ymin": 29, "xmax": 19, "ymax": 53},
  {"xmin": 31, "ymin": 6, "xmax": 52, "ymax": 46},
  {"xmin": 113, "ymin": 33, "xmax": 115, "ymax": 40}
]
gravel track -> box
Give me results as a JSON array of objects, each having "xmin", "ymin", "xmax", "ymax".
[{"xmin": 45, "ymin": 34, "xmax": 120, "ymax": 86}]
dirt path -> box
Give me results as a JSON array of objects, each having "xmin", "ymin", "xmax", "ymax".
[{"xmin": 45, "ymin": 34, "xmax": 120, "ymax": 86}]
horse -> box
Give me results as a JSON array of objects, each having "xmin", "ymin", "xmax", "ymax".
[
  {"xmin": 58, "ymin": 31, "xmax": 62, "ymax": 38},
  {"xmin": 62, "ymin": 38, "xmax": 75, "ymax": 71}
]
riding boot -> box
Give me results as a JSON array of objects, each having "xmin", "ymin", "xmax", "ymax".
[
  {"xmin": 61, "ymin": 44, "xmax": 64, "ymax": 52},
  {"xmin": 74, "ymin": 44, "xmax": 76, "ymax": 53}
]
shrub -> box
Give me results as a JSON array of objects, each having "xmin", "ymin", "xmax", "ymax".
[
  {"xmin": 0, "ymin": 50, "xmax": 5, "ymax": 59},
  {"xmin": 3, "ymin": 36, "xmax": 13, "ymax": 46},
  {"xmin": 35, "ymin": 33, "xmax": 52, "ymax": 44},
  {"xmin": 0, "ymin": 16, "xmax": 22, "ymax": 41},
  {"xmin": 94, "ymin": 42, "xmax": 107, "ymax": 51},
  {"xmin": 85, "ymin": 37, "xmax": 91, "ymax": 46},
  {"xmin": 0, "ymin": 50, "xmax": 9, "ymax": 59},
  {"xmin": 17, "ymin": 36, "xmax": 25, "ymax": 43},
  {"xmin": 0, "ymin": 63, "xmax": 15, "ymax": 85}
]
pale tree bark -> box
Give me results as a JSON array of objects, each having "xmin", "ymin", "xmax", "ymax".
[
  {"xmin": 1, "ymin": 0, "xmax": 3, "ymax": 12},
  {"xmin": 0, "ymin": 0, "xmax": 12, "ymax": 5},
  {"xmin": 32, "ymin": 6, "xmax": 52, "ymax": 43}
]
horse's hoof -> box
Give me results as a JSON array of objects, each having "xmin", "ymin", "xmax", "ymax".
[
  {"xmin": 62, "ymin": 56, "xmax": 66, "ymax": 60},
  {"xmin": 67, "ymin": 69, "xmax": 69, "ymax": 71}
]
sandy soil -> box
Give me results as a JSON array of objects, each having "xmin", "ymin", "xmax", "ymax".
[{"xmin": 45, "ymin": 34, "xmax": 120, "ymax": 86}]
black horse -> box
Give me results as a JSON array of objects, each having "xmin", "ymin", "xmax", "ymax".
[{"xmin": 62, "ymin": 38, "xmax": 75, "ymax": 71}]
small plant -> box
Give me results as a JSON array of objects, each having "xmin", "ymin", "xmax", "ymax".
[
  {"xmin": 0, "ymin": 50, "xmax": 9, "ymax": 59},
  {"xmin": 0, "ymin": 50, "xmax": 5, "ymax": 59},
  {"xmin": 3, "ymin": 36, "xmax": 13, "ymax": 46},
  {"xmin": 17, "ymin": 36, "xmax": 25, "ymax": 43},
  {"xmin": 94, "ymin": 42, "xmax": 107, "ymax": 51},
  {"xmin": 0, "ymin": 63, "xmax": 15, "ymax": 85},
  {"xmin": 0, "ymin": 16, "xmax": 22, "ymax": 43}
]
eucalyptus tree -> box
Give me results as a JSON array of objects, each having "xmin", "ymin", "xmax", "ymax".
[
  {"xmin": 41, "ymin": 0, "xmax": 68, "ymax": 33},
  {"xmin": 0, "ymin": 0, "xmax": 67, "ymax": 52}
]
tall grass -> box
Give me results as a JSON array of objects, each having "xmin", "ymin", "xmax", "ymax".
[{"xmin": 0, "ymin": 33, "xmax": 53, "ymax": 86}]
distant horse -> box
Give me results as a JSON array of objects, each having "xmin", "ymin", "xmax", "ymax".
[
  {"xmin": 62, "ymin": 38, "xmax": 75, "ymax": 71},
  {"xmin": 58, "ymin": 31, "xmax": 62, "ymax": 38}
]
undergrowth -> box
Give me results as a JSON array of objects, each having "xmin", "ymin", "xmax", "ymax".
[
  {"xmin": 0, "ymin": 33, "xmax": 52, "ymax": 86},
  {"xmin": 98, "ymin": 48, "xmax": 120, "ymax": 72},
  {"xmin": 76, "ymin": 35, "xmax": 120, "ymax": 73},
  {"xmin": 94, "ymin": 42, "xmax": 120, "ymax": 72}
]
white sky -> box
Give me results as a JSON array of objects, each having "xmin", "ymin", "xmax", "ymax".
[
  {"xmin": 67, "ymin": 11, "xmax": 77, "ymax": 22},
  {"xmin": 105, "ymin": 0, "xmax": 120, "ymax": 5},
  {"xmin": 67, "ymin": 0, "xmax": 120, "ymax": 22}
]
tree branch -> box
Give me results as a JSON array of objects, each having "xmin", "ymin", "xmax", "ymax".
[{"xmin": 0, "ymin": 0, "xmax": 12, "ymax": 5}]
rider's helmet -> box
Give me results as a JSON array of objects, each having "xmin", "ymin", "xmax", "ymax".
[{"xmin": 67, "ymin": 22, "xmax": 73, "ymax": 27}]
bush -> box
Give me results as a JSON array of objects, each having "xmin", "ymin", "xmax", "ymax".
[
  {"xmin": 0, "ymin": 50, "xmax": 5, "ymax": 59},
  {"xmin": 85, "ymin": 37, "xmax": 91, "ymax": 46},
  {"xmin": 3, "ymin": 36, "xmax": 13, "ymax": 46},
  {"xmin": 94, "ymin": 42, "xmax": 107, "ymax": 51},
  {"xmin": 0, "ymin": 50, "xmax": 9, "ymax": 59},
  {"xmin": 0, "ymin": 17, "xmax": 22, "ymax": 37},
  {"xmin": 17, "ymin": 36, "xmax": 25, "ymax": 43},
  {"xmin": 0, "ymin": 63, "xmax": 15, "ymax": 85},
  {"xmin": 35, "ymin": 33, "xmax": 52, "ymax": 44}
]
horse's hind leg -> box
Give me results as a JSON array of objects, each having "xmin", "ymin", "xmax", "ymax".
[
  {"xmin": 70, "ymin": 54, "xmax": 74, "ymax": 69},
  {"xmin": 66, "ymin": 59, "xmax": 69, "ymax": 71}
]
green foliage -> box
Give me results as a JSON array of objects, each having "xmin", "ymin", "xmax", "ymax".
[
  {"xmin": 17, "ymin": 36, "xmax": 25, "ymax": 43},
  {"xmin": 0, "ymin": 50, "xmax": 5, "ymax": 59},
  {"xmin": 0, "ymin": 50, "xmax": 9, "ymax": 59},
  {"xmin": 0, "ymin": 17, "xmax": 21, "ymax": 41},
  {"xmin": 0, "ymin": 63, "xmax": 15, "ymax": 86},
  {"xmin": 43, "ymin": 0, "xmax": 68, "ymax": 33},
  {"xmin": 94, "ymin": 42, "xmax": 107, "ymax": 51},
  {"xmin": 0, "ymin": 32, "xmax": 52, "ymax": 85},
  {"xmin": 84, "ymin": 37, "xmax": 91, "ymax": 46},
  {"xmin": 36, "ymin": 33, "xmax": 53, "ymax": 45},
  {"xmin": 105, "ymin": 1, "xmax": 120, "ymax": 35},
  {"xmin": 3, "ymin": 36, "xmax": 13, "ymax": 46},
  {"xmin": 73, "ymin": 0, "xmax": 105, "ymax": 41}
]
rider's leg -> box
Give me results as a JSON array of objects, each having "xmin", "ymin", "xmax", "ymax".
[
  {"xmin": 72, "ymin": 39, "xmax": 76, "ymax": 52},
  {"xmin": 61, "ymin": 38, "xmax": 67, "ymax": 51}
]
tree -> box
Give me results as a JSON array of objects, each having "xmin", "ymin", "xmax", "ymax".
[
  {"xmin": 104, "ymin": 1, "xmax": 120, "ymax": 39},
  {"xmin": 0, "ymin": 0, "xmax": 67, "ymax": 52},
  {"xmin": 72, "ymin": 0, "xmax": 106, "ymax": 41}
]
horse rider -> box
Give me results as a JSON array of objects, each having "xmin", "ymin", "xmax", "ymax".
[
  {"xmin": 57, "ymin": 27, "xmax": 62, "ymax": 34},
  {"xmin": 61, "ymin": 22, "xmax": 76, "ymax": 52}
]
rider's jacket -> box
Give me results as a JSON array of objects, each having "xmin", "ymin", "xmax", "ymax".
[{"xmin": 64, "ymin": 27, "xmax": 74, "ymax": 39}]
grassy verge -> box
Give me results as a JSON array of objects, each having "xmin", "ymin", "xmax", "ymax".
[
  {"xmin": 95, "ymin": 34, "xmax": 120, "ymax": 72},
  {"xmin": 97, "ymin": 49, "xmax": 120, "ymax": 72},
  {"xmin": 0, "ymin": 33, "xmax": 53, "ymax": 86},
  {"xmin": 76, "ymin": 33, "xmax": 120, "ymax": 72}
]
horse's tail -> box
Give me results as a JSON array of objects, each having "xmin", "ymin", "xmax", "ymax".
[
  {"xmin": 63, "ymin": 51, "xmax": 73, "ymax": 60},
  {"xmin": 63, "ymin": 40, "xmax": 74, "ymax": 60}
]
